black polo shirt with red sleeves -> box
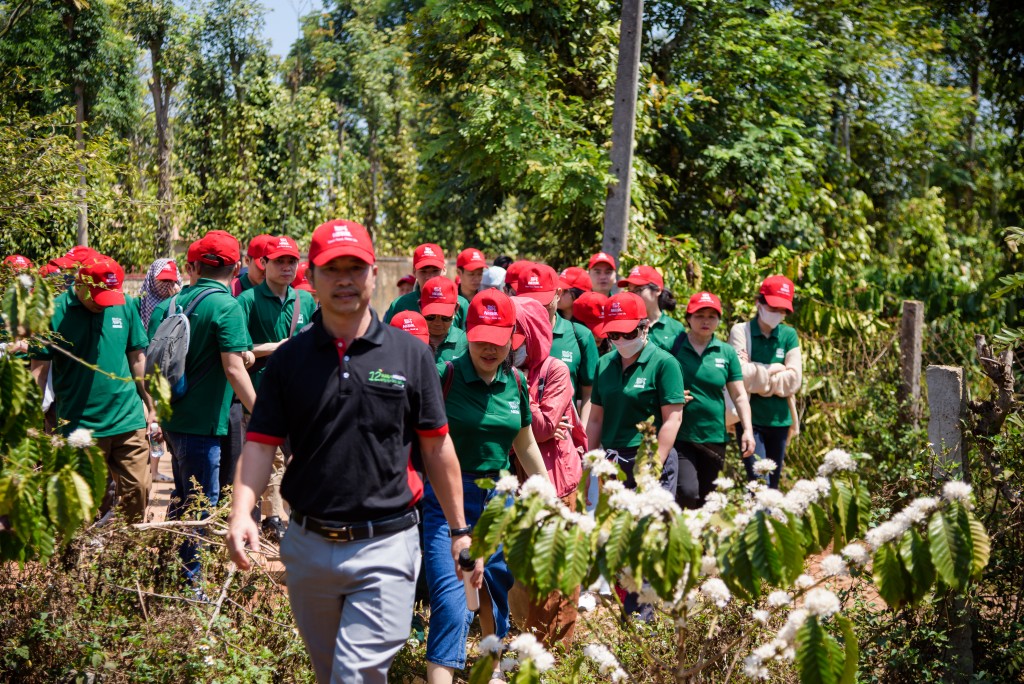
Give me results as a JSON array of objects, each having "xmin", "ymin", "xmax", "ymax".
[{"xmin": 246, "ymin": 309, "xmax": 448, "ymax": 522}]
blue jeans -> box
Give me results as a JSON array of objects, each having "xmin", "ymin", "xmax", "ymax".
[
  {"xmin": 166, "ymin": 431, "xmax": 221, "ymax": 581},
  {"xmin": 423, "ymin": 474, "xmax": 513, "ymax": 669},
  {"xmin": 739, "ymin": 425, "xmax": 789, "ymax": 489}
]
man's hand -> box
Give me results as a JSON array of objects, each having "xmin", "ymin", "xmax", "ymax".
[
  {"xmin": 241, "ymin": 350, "xmax": 256, "ymax": 369},
  {"xmin": 226, "ymin": 514, "xmax": 261, "ymax": 571},
  {"xmin": 740, "ymin": 429, "xmax": 756, "ymax": 457},
  {"xmin": 146, "ymin": 410, "xmax": 162, "ymax": 442},
  {"xmin": 451, "ymin": 536, "xmax": 484, "ymax": 589}
]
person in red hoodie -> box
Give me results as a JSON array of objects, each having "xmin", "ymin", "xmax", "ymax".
[{"xmin": 510, "ymin": 296, "xmax": 585, "ymax": 649}]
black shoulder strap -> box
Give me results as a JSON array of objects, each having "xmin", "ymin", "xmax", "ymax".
[
  {"xmin": 442, "ymin": 361, "xmax": 455, "ymax": 399},
  {"xmin": 670, "ymin": 331, "xmax": 686, "ymax": 357},
  {"xmin": 182, "ymin": 287, "xmax": 222, "ymax": 318}
]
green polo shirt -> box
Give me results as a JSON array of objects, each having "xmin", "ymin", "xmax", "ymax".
[
  {"xmin": 383, "ymin": 287, "xmax": 469, "ymax": 330},
  {"xmin": 591, "ymin": 342, "xmax": 687, "ymax": 449},
  {"xmin": 674, "ymin": 335, "xmax": 743, "ymax": 443},
  {"xmin": 549, "ymin": 315, "xmax": 599, "ymax": 397},
  {"xmin": 146, "ymin": 279, "xmax": 252, "ymax": 436},
  {"xmin": 443, "ymin": 354, "xmax": 531, "ymax": 472},
  {"xmin": 35, "ymin": 291, "xmax": 148, "ymax": 438},
  {"xmin": 236, "ymin": 281, "xmax": 317, "ymax": 392},
  {"xmin": 648, "ymin": 313, "xmax": 686, "ymax": 353},
  {"xmin": 748, "ymin": 318, "xmax": 800, "ymax": 427},
  {"xmin": 434, "ymin": 325, "xmax": 468, "ymax": 363}
]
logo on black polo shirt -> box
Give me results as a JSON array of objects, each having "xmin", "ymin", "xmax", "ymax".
[{"xmin": 368, "ymin": 369, "xmax": 407, "ymax": 388}]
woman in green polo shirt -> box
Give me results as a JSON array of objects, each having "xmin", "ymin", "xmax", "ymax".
[
  {"xmin": 423, "ymin": 290, "xmax": 549, "ymax": 684},
  {"xmin": 618, "ymin": 264, "xmax": 685, "ymax": 352},
  {"xmin": 673, "ymin": 292, "xmax": 755, "ymax": 509},
  {"xmin": 728, "ymin": 275, "xmax": 803, "ymax": 489}
]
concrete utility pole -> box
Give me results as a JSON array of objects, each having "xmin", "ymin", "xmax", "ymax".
[{"xmin": 601, "ymin": 0, "xmax": 644, "ymax": 262}]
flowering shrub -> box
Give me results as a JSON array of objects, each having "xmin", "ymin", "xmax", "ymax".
[{"xmin": 468, "ymin": 447, "xmax": 990, "ymax": 683}]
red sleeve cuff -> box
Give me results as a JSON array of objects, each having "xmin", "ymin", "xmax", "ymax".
[
  {"xmin": 416, "ymin": 424, "xmax": 449, "ymax": 438},
  {"xmin": 246, "ymin": 432, "xmax": 286, "ymax": 446}
]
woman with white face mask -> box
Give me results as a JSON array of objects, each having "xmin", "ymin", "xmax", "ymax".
[{"xmin": 728, "ymin": 275, "xmax": 802, "ymax": 489}]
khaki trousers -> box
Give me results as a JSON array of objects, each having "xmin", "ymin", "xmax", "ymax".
[{"xmin": 96, "ymin": 428, "xmax": 151, "ymax": 523}]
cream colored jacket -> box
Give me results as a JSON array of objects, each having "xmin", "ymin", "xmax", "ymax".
[{"xmin": 728, "ymin": 321, "xmax": 802, "ymax": 437}]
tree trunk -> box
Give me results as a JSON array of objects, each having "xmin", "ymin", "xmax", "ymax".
[
  {"xmin": 75, "ymin": 81, "xmax": 88, "ymax": 247},
  {"xmin": 150, "ymin": 41, "xmax": 174, "ymax": 258}
]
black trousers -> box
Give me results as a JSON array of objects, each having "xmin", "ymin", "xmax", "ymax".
[{"xmin": 675, "ymin": 441, "xmax": 727, "ymax": 510}]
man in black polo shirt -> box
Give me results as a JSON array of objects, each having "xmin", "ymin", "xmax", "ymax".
[{"xmin": 227, "ymin": 219, "xmax": 480, "ymax": 684}]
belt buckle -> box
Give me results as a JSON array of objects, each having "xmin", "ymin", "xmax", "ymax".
[{"xmin": 323, "ymin": 523, "xmax": 355, "ymax": 542}]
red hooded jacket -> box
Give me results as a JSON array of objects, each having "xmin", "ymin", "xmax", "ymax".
[{"xmin": 513, "ymin": 297, "xmax": 584, "ymax": 497}]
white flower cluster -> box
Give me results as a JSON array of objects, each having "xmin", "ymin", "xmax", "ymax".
[
  {"xmin": 817, "ymin": 448, "xmax": 858, "ymax": 477},
  {"xmin": 506, "ymin": 633, "xmax": 555, "ymax": 672},
  {"xmin": 583, "ymin": 644, "xmax": 628, "ymax": 682},
  {"xmin": 479, "ymin": 634, "xmax": 504, "ymax": 655},
  {"xmin": 942, "ymin": 481, "xmax": 972, "ymax": 505},
  {"xmin": 557, "ymin": 505, "xmax": 597, "ymax": 534},
  {"xmin": 494, "ymin": 475, "xmax": 520, "ymax": 494},
  {"xmin": 18, "ymin": 273, "xmax": 34, "ymax": 289},
  {"xmin": 818, "ymin": 554, "xmax": 848, "ymax": 577},
  {"xmin": 699, "ymin": 578, "xmax": 731, "ymax": 608},
  {"xmin": 712, "ymin": 476, "xmax": 734, "ymax": 491},
  {"xmin": 683, "ymin": 509, "xmax": 710, "ymax": 539},
  {"xmin": 766, "ymin": 590, "xmax": 792, "ymax": 608},
  {"xmin": 753, "ymin": 458, "xmax": 778, "ymax": 475},
  {"xmin": 795, "ymin": 574, "xmax": 816, "ymax": 590},
  {"xmin": 804, "ymin": 588, "xmax": 841, "ymax": 618},
  {"xmin": 67, "ymin": 428, "xmax": 94, "ymax": 448},
  {"xmin": 840, "ymin": 543, "xmax": 869, "ymax": 566},
  {"xmin": 606, "ymin": 474, "xmax": 680, "ymax": 519},
  {"xmin": 864, "ymin": 496, "xmax": 939, "ymax": 549},
  {"xmin": 519, "ymin": 475, "xmax": 558, "ymax": 504},
  {"xmin": 700, "ymin": 555, "xmax": 718, "ymax": 576},
  {"xmin": 583, "ymin": 449, "xmax": 619, "ymax": 478}
]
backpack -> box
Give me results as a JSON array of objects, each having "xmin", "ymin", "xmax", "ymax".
[{"xmin": 145, "ymin": 288, "xmax": 225, "ymax": 402}]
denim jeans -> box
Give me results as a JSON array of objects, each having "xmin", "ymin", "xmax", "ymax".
[
  {"xmin": 739, "ymin": 425, "xmax": 789, "ymax": 489},
  {"xmin": 166, "ymin": 431, "xmax": 221, "ymax": 581},
  {"xmin": 423, "ymin": 474, "xmax": 513, "ymax": 669}
]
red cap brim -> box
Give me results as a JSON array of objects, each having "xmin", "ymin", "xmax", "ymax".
[
  {"xmin": 762, "ymin": 295, "xmax": 793, "ymax": 312},
  {"xmin": 421, "ymin": 301, "xmax": 457, "ymax": 317},
  {"xmin": 590, "ymin": 258, "xmax": 615, "ymax": 269},
  {"xmin": 616, "ymin": 276, "xmax": 649, "ymax": 288},
  {"xmin": 599, "ymin": 318, "xmax": 642, "ymax": 335},
  {"xmin": 414, "ymin": 257, "xmax": 446, "ymax": 270},
  {"xmin": 156, "ymin": 272, "xmax": 178, "ymax": 282},
  {"xmin": 311, "ymin": 245, "xmax": 375, "ymax": 267},
  {"xmin": 91, "ymin": 288, "xmax": 126, "ymax": 307},
  {"xmin": 265, "ymin": 248, "xmax": 300, "ymax": 261},
  {"xmin": 517, "ymin": 290, "xmax": 556, "ymax": 306},
  {"xmin": 467, "ymin": 325, "xmax": 514, "ymax": 346}
]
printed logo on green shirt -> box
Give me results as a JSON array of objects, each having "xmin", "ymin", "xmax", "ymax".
[
  {"xmin": 715, "ymin": 358, "xmax": 726, "ymax": 368},
  {"xmin": 111, "ymin": 317, "xmax": 123, "ymax": 329},
  {"xmin": 368, "ymin": 369, "xmax": 407, "ymax": 388},
  {"xmin": 775, "ymin": 348, "xmax": 785, "ymax": 359},
  {"xmin": 561, "ymin": 350, "xmax": 574, "ymax": 363},
  {"xmin": 633, "ymin": 377, "xmax": 647, "ymax": 389},
  {"xmin": 508, "ymin": 400, "xmax": 520, "ymax": 414}
]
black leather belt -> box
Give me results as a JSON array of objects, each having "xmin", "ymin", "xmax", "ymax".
[{"xmin": 292, "ymin": 509, "xmax": 420, "ymax": 542}]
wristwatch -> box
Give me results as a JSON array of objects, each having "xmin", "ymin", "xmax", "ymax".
[{"xmin": 449, "ymin": 525, "xmax": 473, "ymax": 538}]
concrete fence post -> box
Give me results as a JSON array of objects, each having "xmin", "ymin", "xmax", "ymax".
[{"xmin": 899, "ymin": 300, "xmax": 924, "ymax": 425}]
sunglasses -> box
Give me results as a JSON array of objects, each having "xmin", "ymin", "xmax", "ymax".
[
  {"xmin": 424, "ymin": 314, "xmax": 453, "ymax": 323},
  {"xmin": 606, "ymin": 329, "xmax": 641, "ymax": 341}
]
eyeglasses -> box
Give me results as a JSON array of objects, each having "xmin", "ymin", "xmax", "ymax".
[
  {"xmin": 606, "ymin": 329, "xmax": 641, "ymax": 341},
  {"xmin": 424, "ymin": 314, "xmax": 453, "ymax": 323}
]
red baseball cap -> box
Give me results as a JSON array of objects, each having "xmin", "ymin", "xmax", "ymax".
[
  {"xmin": 466, "ymin": 290, "xmax": 524, "ymax": 347},
  {"xmin": 515, "ymin": 264, "xmax": 558, "ymax": 305},
  {"xmin": 457, "ymin": 248, "xmax": 487, "ymax": 271},
  {"xmin": 572, "ymin": 291, "xmax": 608, "ymax": 340},
  {"xmin": 76, "ymin": 255, "xmax": 126, "ymax": 307},
  {"xmin": 264, "ymin": 235, "xmax": 300, "ymax": 260},
  {"xmin": 4, "ymin": 255, "xmax": 33, "ymax": 270},
  {"xmin": 588, "ymin": 251, "xmax": 616, "ymax": 270},
  {"xmin": 558, "ymin": 266, "xmax": 592, "ymax": 291},
  {"xmin": 600, "ymin": 292, "xmax": 646, "ymax": 335},
  {"xmin": 66, "ymin": 246, "xmax": 99, "ymax": 264},
  {"xmin": 186, "ymin": 240, "xmax": 202, "ymax": 264},
  {"xmin": 617, "ymin": 264, "xmax": 663, "ymax": 289},
  {"xmin": 760, "ymin": 275, "xmax": 795, "ymax": 312},
  {"xmin": 246, "ymin": 234, "xmax": 275, "ymax": 268},
  {"xmin": 419, "ymin": 276, "xmax": 458, "ymax": 317},
  {"xmin": 413, "ymin": 243, "xmax": 446, "ymax": 270},
  {"xmin": 197, "ymin": 231, "xmax": 240, "ymax": 266},
  {"xmin": 397, "ymin": 274, "xmax": 415, "ymax": 287},
  {"xmin": 41, "ymin": 256, "xmax": 75, "ymax": 276},
  {"xmin": 504, "ymin": 260, "xmax": 533, "ymax": 291},
  {"xmin": 686, "ymin": 291, "xmax": 722, "ymax": 315},
  {"xmin": 292, "ymin": 261, "xmax": 313, "ymax": 291},
  {"xmin": 155, "ymin": 260, "xmax": 180, "ymax": 282},
  {"xmin": 309, "ymin": 219, "xmax": 375, "ymax": 266},
  {"xmin": 390, "ymin": 310, "xmax": 430, "ymax": 344}
]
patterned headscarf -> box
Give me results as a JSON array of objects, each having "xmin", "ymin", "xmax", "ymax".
[{"xmin": 139, "ymin": 258, "xmax": 181, "ymax": 327}]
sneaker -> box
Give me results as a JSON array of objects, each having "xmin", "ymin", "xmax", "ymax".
[
  {"xmin": 261, "ymin": 516, "xmax": 286, "ymax": 543},
  {"xmin": 153, "ymin": 473, "xmax": 174, "ymax": 483}
]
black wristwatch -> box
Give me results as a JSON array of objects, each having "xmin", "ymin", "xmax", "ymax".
[{"xmin": 449, "ymin": 525, "xmax": 473, "ymax": 538}]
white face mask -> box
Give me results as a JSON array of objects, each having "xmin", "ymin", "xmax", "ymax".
[
  {"xmin": 611, "ymin": 334, "xmax": 646, "ymax": 358},
  {"xmin": 512, "ymin": 345, "xmax": 528, "ymax": 368},
  {"xmin": 758, "ymin": 305, "xmax": 785, "ymax": 330}
]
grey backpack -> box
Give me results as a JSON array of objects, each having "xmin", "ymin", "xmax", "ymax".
[{"xmin": 145, "ymin": 288, "xmax": 223, "ymax": 402}]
